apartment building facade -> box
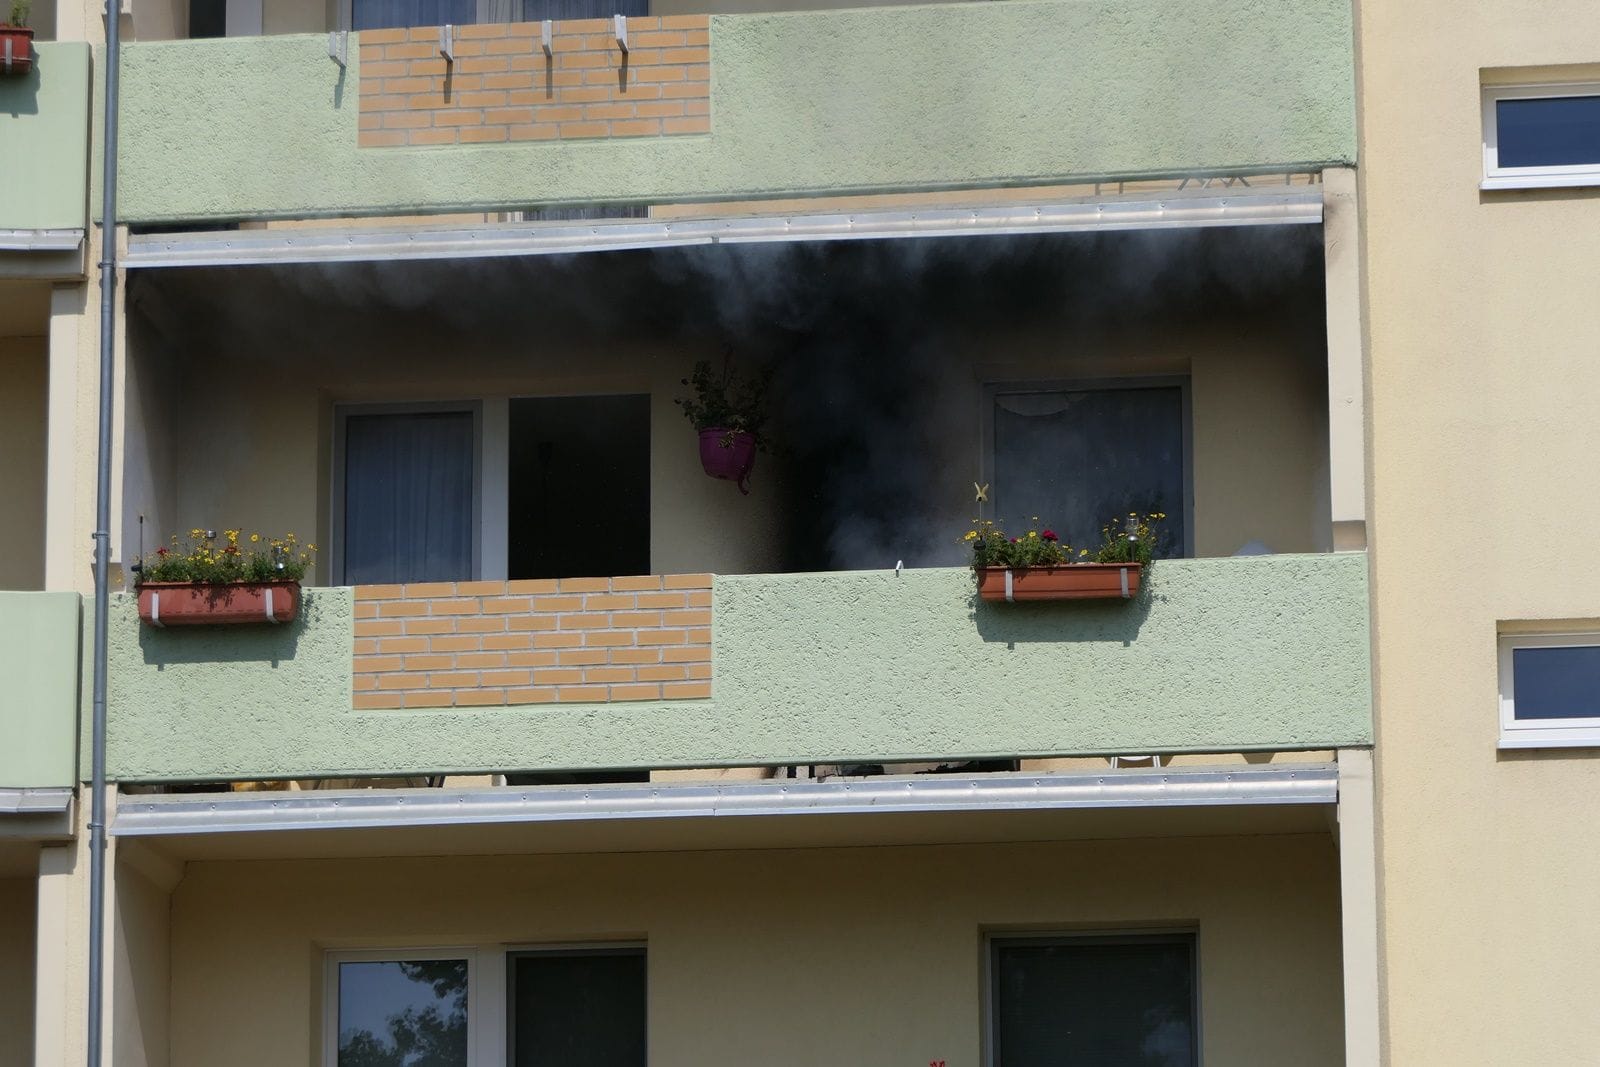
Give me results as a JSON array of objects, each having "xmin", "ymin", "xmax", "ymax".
[{"xmin": 0, "ymin": 0, "xmax": 1594, "ymax": 1062}]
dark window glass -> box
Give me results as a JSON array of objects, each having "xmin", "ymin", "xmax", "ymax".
[
  {"xmin": 188, "ymin": 0, "xmax": 226, "ymax": 38},
  {"xmin": 337, "ymin": 958, "xmax": 469, "ymax": 1067},
  {"xmin": 344, "ymin": 410, "xmax": 475, "ymax": 585},
  {"xmin": 992, "ymin": 385, "xmax": 1185, "ymax": 558},
  {"xmin": 508, "ymin": 395, "xmax": 650, "ymax": 580},
  {"xmin": 1496, "ymin": 95, "xmax": 1600, "ymax": 168},
  {"xmin": 508, "ymin": 948, "xmax": 646, "ymax": 1067},
  {"xmin": 1512, "ymin": 645, "xmax": 1600, "ymax": 720},
  {"xmin": 993, "ymin": 936, "xmax": 1197, "ymax": 1067}
]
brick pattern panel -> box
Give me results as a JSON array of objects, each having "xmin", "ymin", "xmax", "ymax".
[
  {"xmin": 357, "ymin": 17, "xmax": 711, "ymax": 148},
  {"xmin": 352, "ymin": 575, "xmax": 713, "ymax": 709}
]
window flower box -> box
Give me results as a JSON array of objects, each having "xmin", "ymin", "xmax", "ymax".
[
  {"xmin": 133, "ymin": 529, "xmax": 315, "ymax": 627},
  {"xmin": 0, "ymin": 25, "xmax": 32, "ymax": 76},
  {"xmin": 137, "ymin": 580, "xmax": 301, "ymax": 627},
  {"xmin": 976, "ymin": 563, "xmax": 1142, "ymax": 602},
  {"xmin": 967, "ymin": 511, "xmax": 1164, "ymax": 604}
]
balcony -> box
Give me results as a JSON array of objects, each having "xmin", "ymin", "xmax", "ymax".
[
  {"xmin": 0, "ymin": 42, "xmax": 91, "ymax": 274},
  {"xmin": 103, "ymin": 554, "xmax": 1367, "ymax": 781},
  {"xmin": 0, "ymin": 592, "xmax": 80, "ymax": 791},
  {"xmin": 110, "ymin": 0, "xmax": 1356, "ymax": 225}
]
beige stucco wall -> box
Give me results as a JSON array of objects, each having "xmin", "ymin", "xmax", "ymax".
[
  {"xmin": 0, "ymin": 877, "xmax": 37, "ymax": 1064},
  {"xmin": 120, "ymin": 297, "xmax": 1326, "ymax": 580},
  {"xmin": 1357, "ymin": 3, "xmax": 1600, "ymax": 1063},
  {"xmin": 166, "ymin": 834, "xmax": 1344, "ymax": 1066},
  {"xmin": 0, "ymin": 336, "xmax": 48, "ymax": 591}
]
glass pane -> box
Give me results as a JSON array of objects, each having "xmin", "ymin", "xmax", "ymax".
[
  {"xmin": 509, "ymin": 950, "xmax": 646, "ymax": 1067},
  {"xmin": 1496, "ymin": 96, "xmax": 1600, "ymax": 168},
  {"xmin": 344, "ymin": 411, "xmax": 475, "ymax": 585},
  {"xmin": 1512, "ymin": 645, "xmax": 1600, "ymax": 720},
  {"xmin": 337, "ymin": 959, "xmax": 469, "ymax": 1067},
  {"xmin": 352, "ymin": 1, "xmax": 477, "ymax": 31},
  {"xmin": 992, "ymin": 386, "xmax": 1185, "ymax": 557},
  {"xmin": 994, "ymin": 938, "xmax": 1196, "ymax": 1067}
]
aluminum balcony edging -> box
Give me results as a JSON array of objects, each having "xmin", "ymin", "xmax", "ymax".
[
  {"xmin": 0, "ymin": 228, "xmax": 84, "ymax": 252},
  {"xmin": 122, "ymin": 191, "xmax": 1322, "ymax": 269},
  {"xmin": 111, "ymin": 765, "xmax": 1339, "ymax": 837}
]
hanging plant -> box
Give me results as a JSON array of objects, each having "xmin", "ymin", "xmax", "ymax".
[
  {"xmin": 675, "ymin": 354, "xmax": 771, "ymax": 495},
  {"xmin": 1, "ymin": 1, "xmax": 34, "ymax": 77}
]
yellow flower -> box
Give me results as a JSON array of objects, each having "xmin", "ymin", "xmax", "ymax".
[
  {"xmin": 250, "ymin": 533, "xmax": 260, "ymax": 543},
  {"xmin": 963, "ymin": 531, "xmax": 978, "ymax": 541},
  {"xmin": 307, "ymin": 544, "xmax": 317, "ymax": 552},
  {"xmin": 225, "ymin": 529, "xmax": 239, "ymax": 544}
]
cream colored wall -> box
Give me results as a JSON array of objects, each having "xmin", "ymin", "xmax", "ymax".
[
  {"xmin": 0, "ymin": 338, "xmax": 48, "ymax": 591},
  {"xmin": 0, "ymin": 877, "xmax": 37, "ymax": 1064},
  {"xmin": 167, "ymin": 834, "xmax": 1343, "ymax": 1066},
  {"xmin": 112, "ymin": 855, "xmax": 173, "ymax": 1067},
  {"xmin": 124, "ymin": 304, "xmax": 1326, "ymax": 580},
  {"xmin": 1357, "ymin": 4, "xmax": 1600, "ymax": 1063}
]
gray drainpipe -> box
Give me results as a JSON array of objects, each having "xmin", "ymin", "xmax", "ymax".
[{"xmin": 87, "ymin": 0, "xmax": 122, "ymax": 1059}]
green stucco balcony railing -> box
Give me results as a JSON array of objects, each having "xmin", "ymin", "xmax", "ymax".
[
  {"xmin": 111, "ymin": 0, "xmax": 1355, "ymax": 225},
  {"xmin": 0, "ymin": 592, "xmax": 82, "ymax": 789},
  {"xmin": 100, "ymin": 553, "xmax": 1371, "ymax": 782},
  {"xmin": 0, "ymin": 42, "xmax": 91, "ymax": 233}
]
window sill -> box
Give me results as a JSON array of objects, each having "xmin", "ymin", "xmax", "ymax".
[
  {"xmin": 1498, "ymin": 733, "xmax": 1600, "ymax": 750},
  {"xmin": 1481, "ymin": 173, "xmax": 1600, "ymax": 191}
]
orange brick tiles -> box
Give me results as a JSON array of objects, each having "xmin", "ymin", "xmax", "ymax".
[
  {"xmin": 351, "ymin": 575, "xmax": 713, "ymax": 709},
  {"xmin": 357, "ymin": 17, "xmax": 711, "ymax": 148}
]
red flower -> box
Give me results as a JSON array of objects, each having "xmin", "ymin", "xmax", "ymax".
[
  {"xmin": 1010, "ymin": 537, "xmax": 1019, "ymax": 544},
  {"xmin": 155, "ymin": 547, "xmax": 168, "ymax": 557},
  {"xmin": 1041, "ymin": 530, "xmax": 1058, "ymax": 541}
]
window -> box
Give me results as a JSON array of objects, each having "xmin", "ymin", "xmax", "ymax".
[
  {"xmin": 507, "ymin": 395, "xmax": 650, "ymax": 581},
  {"xmin": 327, "ymin": 950, "xmax": 474, "ymax": 1067},
  {"xmin": 1482, "ymin": 84, "xmax": 1600, "ymax": 190},
  {"xmin": 508, "ymin": 946, "xmax": 647, "ymax": 1067},
  {"xmin": 335, "ymin": 405, "xmax": 480, "ymax": 586},
  {"xmin": 1498, "ymin": 632, "xmax": 1600, "ymax": 748},
  {"xmin": 325, "ymin": 944, "xmax": 645, "ymax": 1066},
  {"xmin": 988, "ymin": 934, "xmax": 1198, "ymax": 1067},
  {"xmin": 985, "ymin": 380, "xmax": 1190, "ymax": 558},
  {"xmin": 349, "ymin": 0, "xmax": 644, "ymax": 32}
]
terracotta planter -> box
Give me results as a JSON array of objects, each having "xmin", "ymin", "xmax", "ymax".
[
  {"xmin": 137, "ymin": 581, "xmax": 301, "ymax": 626},
  {"xmin": 976, "ymin": 563, "xmax": 1142, "ymax": 602},
  {"xmin": 0, "ymin": 26, "xmax": 33, "ymax": 76},
  {"xmin": 697, "ymin": 428, "xmax": 756, "ymax": 495}
]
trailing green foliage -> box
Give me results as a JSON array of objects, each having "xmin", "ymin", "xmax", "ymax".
[{"xmin": 674, "ymin": 356, "xmax": 771, "ymax": 445}]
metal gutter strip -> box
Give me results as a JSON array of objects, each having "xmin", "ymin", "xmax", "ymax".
[
  {"xmin": 0, "ymin": 229, "xmax": 86, "ymax": 253},
  {"xmin": 111, "ymin": 765, "xmax": 1338, "ymax": 837},
  {"xmin": 124, "ymin": 192, "xmax": 1322, "ymax": 269},
  {"xmin": 0, "ymin": 787, "xmax": 76, "ymax": 815}
]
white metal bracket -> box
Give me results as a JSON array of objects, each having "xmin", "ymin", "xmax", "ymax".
[
  {"xmin": 439, "ymin": 23, "xmax": 456, "ymax": 62},
  {"xmin": 541, "ymin": 19, "xmax": 553, "ymax": 56},
  {"xmin": 327, "ymin": 30, "xmax": 348, "ymax": 68},
  {"xmin": 613, "ymin": 14, "xmax": 629, "ymax": 53}
]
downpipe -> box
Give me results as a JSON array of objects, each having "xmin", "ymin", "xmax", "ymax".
[{"xmin": 87, "ymin": 0, "xmax": 122, "ymax": 1060}]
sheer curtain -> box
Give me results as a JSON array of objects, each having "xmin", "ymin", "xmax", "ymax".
[{"xmin": 343, "ymin": 411, "xmax": 475, "ymax": 585}]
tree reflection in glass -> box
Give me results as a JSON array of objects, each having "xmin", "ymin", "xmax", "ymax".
[{"xmin": 338, "ymin": 959, "xmax": 469, "ymax": 1067}]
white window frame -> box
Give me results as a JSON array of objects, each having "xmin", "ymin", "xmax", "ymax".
[
  {"xmin": 322, "ymin": 941, "xmax": 646, "ymax": 1067},
  {"xmin": 1481, "ymin": 83, "xmax": 1600, "ymax": 190},
  {"xmin": 982, "ymin": 930, "xmax": 1202, "ymax": 1067},
  {"xmin": 322, "ymin": 946, "xmax": 484, "ymax": 1067},
  {"xmin": 1498, "ymin": 631, "xmax": 1600, "ymax": 749}
]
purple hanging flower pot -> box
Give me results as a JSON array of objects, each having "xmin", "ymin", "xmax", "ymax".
[{"xmin": 698, "ymin": 428, "xmax": 757, "ymax": 495}]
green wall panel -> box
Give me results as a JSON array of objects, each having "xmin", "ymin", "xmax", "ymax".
[
  {"xmin": 111, "ymin": 0, "xmax": 1355, "ymax": 223},
  {"xmin": 101, "ymin": 554, "xmax": 1371, "ymax": 781},
  {"xmin": 0, "ymin": 592, "xmax": 81, "ymax": 789},
  {"xmin": 0, "ymin": 42, "xmax": 91, "ymax": 231}
]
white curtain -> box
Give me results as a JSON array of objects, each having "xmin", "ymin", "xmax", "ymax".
[{"xmin": 343, "ymin": 411, "xmax": 474, "ymax": 585}]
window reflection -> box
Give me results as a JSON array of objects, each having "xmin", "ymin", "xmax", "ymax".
[{"xmin": 338, "ymin": 959, "xmax": 469, "ymax": 1067}]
